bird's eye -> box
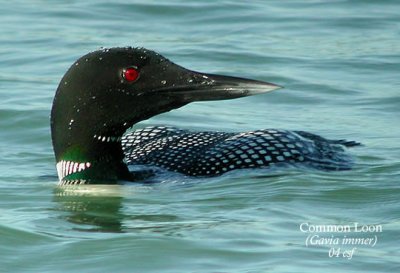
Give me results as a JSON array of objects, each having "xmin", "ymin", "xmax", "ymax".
[{"xmin": 122, "ymin": 67, "xmax": 140, "ymax": 82}]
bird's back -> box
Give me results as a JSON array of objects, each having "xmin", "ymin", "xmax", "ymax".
[{"xmin": 122, "ymin": 126, "xmax": 359, "ymax": 176}]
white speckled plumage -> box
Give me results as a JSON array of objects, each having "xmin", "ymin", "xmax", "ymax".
[{"xmin": 121, "ymin": 126, "xmax": 355, "ymax": 176}]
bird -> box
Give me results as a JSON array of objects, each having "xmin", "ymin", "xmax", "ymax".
[{"xmin": 51, "ymin": 47, "xmax": 359, "ymax": 185}]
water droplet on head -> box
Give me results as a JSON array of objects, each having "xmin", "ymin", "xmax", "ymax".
[
  {"xmin": 99, "ymin": 57, "xmax": 103, "ymax": 61},
  {"xmin": 161, "ymin": 80, "xmax": 167, "ymax": 85}
]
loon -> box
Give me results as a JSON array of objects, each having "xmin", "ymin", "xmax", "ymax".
[{"xmin": 51, "ymin": 47, "xmax": 359, "ymax": 185}]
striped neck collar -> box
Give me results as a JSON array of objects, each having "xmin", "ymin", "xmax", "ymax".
[{"xmin": 56, "ymin": 160, "xmax": 92, "ymax": 185}]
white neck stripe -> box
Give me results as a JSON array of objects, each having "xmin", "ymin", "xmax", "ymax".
[
  {"xmin": 56, "ymin": 160, "xmax": 92, "ymax": 182},
  {"xmin": 93, "ymin": 134, "xmax": 122, "ymax": 143}
]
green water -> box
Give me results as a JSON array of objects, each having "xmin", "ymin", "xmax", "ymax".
[{"xmin": 0, "ymin": 1, "xmax": 399, "ymax": 272}]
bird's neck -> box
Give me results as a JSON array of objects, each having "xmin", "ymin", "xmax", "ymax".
[
  {"xmin": 54, "ymin": 134, "xmax": 134, "ymax": 185},
  {"xmin": 50, "ymin": 79, "xmax": 188, "ymax": 185}
]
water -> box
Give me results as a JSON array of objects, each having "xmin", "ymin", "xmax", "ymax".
[{"xmin": 0, "ymin": 1, "xmax": 399, "ymax": 272}]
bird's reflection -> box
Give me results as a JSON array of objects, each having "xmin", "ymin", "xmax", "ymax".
[
  {"xmin": 52, "ymin": 181, "xmax": 215, "ymax": 235},
  {"xmin": 53, "ymin": 185, "xmax": 126, "ymax": 233}
]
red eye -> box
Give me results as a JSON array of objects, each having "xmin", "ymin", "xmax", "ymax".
[{"xmin": 123, "ymin": 67, "xmax": 139, "ymax": 82}]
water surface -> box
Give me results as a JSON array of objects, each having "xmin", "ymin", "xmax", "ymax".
[{"xmin": 0, "ymin": 1, "xmax": 399, "ymax": 272}]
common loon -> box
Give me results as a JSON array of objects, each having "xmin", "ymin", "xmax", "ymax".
[{"xmin": 51, "ymin": 47, "xmax": 359, "ymax": 185}]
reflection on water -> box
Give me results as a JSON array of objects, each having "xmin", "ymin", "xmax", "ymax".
[
  {"xmin": 53, "ymin": 186, "xmax": 126, "ymax": 233},
  {"xmin": 52, "ymin": 184, "xmax": 188, "ymax": 235},
  {"xmin": 52, "ymin": 183, "xmax": 227, "ymax": 236}
]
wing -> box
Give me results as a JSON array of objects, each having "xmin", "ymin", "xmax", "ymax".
[{"xmin": 122, "ymin": 126, "xmax": 358, "ymax": 176}]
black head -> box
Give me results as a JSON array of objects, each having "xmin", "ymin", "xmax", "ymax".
[{"xmin": 51, "ymin": 47, "xmax": 281, "ymax": 184}]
